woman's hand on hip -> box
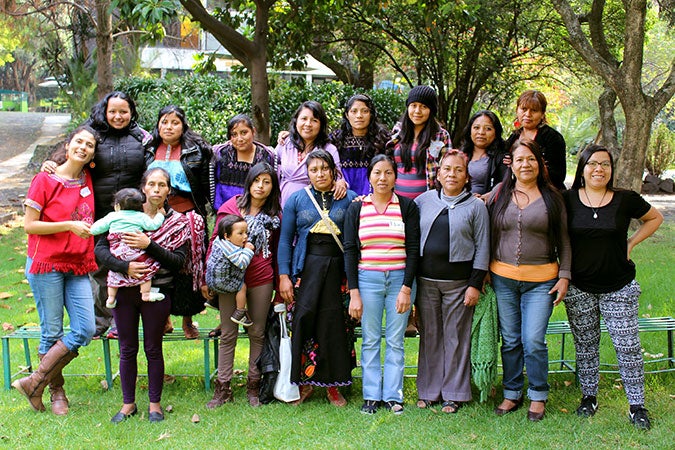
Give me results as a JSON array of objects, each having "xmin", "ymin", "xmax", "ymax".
[
  {"xmin": 395, "ymin": 289, "xmax": 411, "ymax": 314},
  {"xmin": 121, "ymin": 231, "xmax": 151, "ymax": 249},
  {"xmin": 463, "ymin": 286, "xmax": 480, "ymax": 307},
  {"xmin": 348, "ymin": 289, "xmax": 363, "ymax": 320},
  {"xmin": 333, "ymin": 179, "xmax": 347, "ymax": 200},
  {"xmin": 549, "ymin": 278, "xmax": 570, "ymax": 306},
  {"xmin": 278, "ymin": 275, "xmax": 295, "ymax": 303},
  {"xmin": 127, "ymin": 261, "xmax": 151, "ymax": 279}
]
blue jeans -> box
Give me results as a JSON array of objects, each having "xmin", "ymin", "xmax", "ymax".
[
  {"xmin": 358, "ymin": 269, "xmax": 415, "ymax": 403},
  {"xmin": 25, "ymin": 257, "xmax": 96, "ymax": 354},
  {"xmin": 491, "ymin": 273, "xmax": 555, "ymax": 402}
]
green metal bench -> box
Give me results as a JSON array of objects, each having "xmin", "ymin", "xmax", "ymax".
[
  {"xmin": 2, "ymin": 326, "xmax": 222, "ymax": 392},
  {"xmin": 4, "ymin": 317, "xmax": 673, "ymax": 392},
  {"xmin": 543, "ymin": 316, "xmax": 675, "ymax": 374}
]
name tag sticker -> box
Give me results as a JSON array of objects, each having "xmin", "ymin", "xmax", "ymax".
[
  {"xmin": 80, "ymin": 187, "xmax": 91, "ymax": 197},
  {"xmin": 389, "ymin": 221, "xmax": 404, "ymax": 229}
]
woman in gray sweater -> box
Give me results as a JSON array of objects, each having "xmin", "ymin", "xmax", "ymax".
[
  {"xmin": 414, "ymin": 150, "xmax": 490, "ymax": 413},
  {"xmin": 489, "ymin": 138, "xmax": 570, "ymax": 422}
]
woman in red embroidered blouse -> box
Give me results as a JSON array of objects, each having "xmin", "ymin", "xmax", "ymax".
[{"xmin": 13, "ymin": 125, "xmax": 99, "ymax": 415}]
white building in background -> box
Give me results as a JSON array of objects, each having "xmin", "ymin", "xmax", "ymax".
[{"xmin": 140, "ymin": 22, "xmax": 336, "ymax": 84}]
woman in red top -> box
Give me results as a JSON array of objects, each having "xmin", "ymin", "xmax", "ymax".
[
  {"xmin": 206, "ymin": 162, "xmax": 282, "ymax": 408},
  {"xmin": 13, "ymin": 125, "xmax": 99, "ymax": 415}
]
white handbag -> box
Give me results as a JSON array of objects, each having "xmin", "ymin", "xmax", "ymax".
[{"xmin": 273, "ymin": 311, "xmax": 300, "ymax": 402}]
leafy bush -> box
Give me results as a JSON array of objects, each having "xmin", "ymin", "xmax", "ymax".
[
  {"xmin": 115, "ymin": 74, "xmax": 405, "ymax": 145},
  {"xmin": 645, "ymin": 122, "xmax": 675, "ymax": 177}
]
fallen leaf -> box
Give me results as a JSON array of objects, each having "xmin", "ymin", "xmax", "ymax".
[
  {"xmin": 26, "ymin": 292, "xmax": 32, "ymax": 297},
  {"xmin": 0, "ymin": 304, "xmax": 10, "ymax": 310},
  {"xmin": 191, "ymin": 414, "xmax": 200, "ymax": 423},
  {"xmin": 7, "ymin": 257, "xmax": 14, "ymax": 262},
  {"xmin": 16, "ymin": 269, "xmax": 23, "ymax": 273},
  {"xmin": 156, "ymin": 431, "xmax": 171, "ymax": 441},
  {"xmin": 199, "ymin": 310, "xmax": 208, "ymax": 315},
  {"xmin": 165, "ymin": 405, "xmax": 173, "ymax": 413},
  {"xmin": 0, "ymin": 292, "xmax": 12, "ymax": 299},
  {"xmin": 163, "ymin": 374, "xmax": 176, "ymax": 384},
  {"xmin": 100, "ymin": 380, "xmax": 109, "ymax": 390},
  {"xmin": 25, "ymin": 306, "xmax": 36, "ymax": 314},
  {"xmin": 669, "ymin": 394, "xmax": 675, "ymax": 399},
  {"xmin": 560, "ymin": 408, "xmax": 569, "ymax": 413},
  {"xmin": 2, "ymin": 322, "xmax": 14, "ymax": 331},
  {"xmin": 21, "ymin": 279, "xmax": 29, "ymax": 284},
  {"xmin": 564, "ymin": 380, "xmax": 573, "ymax": 387}
]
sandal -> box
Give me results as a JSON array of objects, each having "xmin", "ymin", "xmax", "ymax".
[
  {"xmin": 416, "ymin": 399, "xmax": 435, "ymax": 409},
  {"xmin": 360, "ymin": 400, "xmax": 379, "ymax": 415},
  {"xmin": 441, "ymin": 400, "xmax": 461, "ymax": 414},
  {"xmin": 383, "ymin": 401, "xmax": 404, "ymax": 415},
  {"xmin": 208, "ymin": 325, "xmax": 222, "ymax": 339}
]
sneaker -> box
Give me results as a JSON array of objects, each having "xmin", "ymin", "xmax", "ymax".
[
  {"xmin": 629, "ymin": 406, "xmax": 651, "ymax": 430},
  {"xmin": 231, "ymin": 309, "xmax": 253, "ymax": 327},
  {"xmin": 576, "ymin": 395, "xmax": 598, "ymax": 417},
  {"xmin": 360, "ymin": 400, "xmax": 378, "ymax": 415}
]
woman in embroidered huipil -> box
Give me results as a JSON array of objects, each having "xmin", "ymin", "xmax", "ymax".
[
  {"xmin": 277, "ymin": 149, "xmax": 357, "ymax": 406},
  {"xmin": 14, "ymin": 125, "xmax": 99, "ymax": 415}
]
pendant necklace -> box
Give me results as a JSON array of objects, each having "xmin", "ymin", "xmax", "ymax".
[{"xmin": 583, "ymin": 188, "xmax": 607, "ymax": 219}]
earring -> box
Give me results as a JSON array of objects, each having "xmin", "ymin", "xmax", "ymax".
[
  {"xmin": 89, "ymin": 161, "xmax": 96, "ymax": 169},
  {"xmin": 511, "ymin": 173, "xmax": 515, "ymax": 181},
  {"xmin": 581, "ymin": 177, "xmax": 585, "ymax": 187}
]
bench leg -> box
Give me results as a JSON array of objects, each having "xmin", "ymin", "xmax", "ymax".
[
  {"xmin": 102, "ymin": 338, "xmax": 113, "ymax": 389},
  {"xmin": 2, "ymin": 337, "xmax": 10, "ymax": 391},
  {"xmin": 23, "ymin": 338, "xmax": 32, "ymax": 372},
  {"xmin": 669, "ymin": 330, "xmax": 673, "ymax": 368},
  {"xmin": 203, "ymin": 338, "xmax": 210, "ymax": 392}
]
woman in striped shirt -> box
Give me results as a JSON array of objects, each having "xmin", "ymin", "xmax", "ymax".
[{"xmin": 344, "ymin": 154, "xmax": 420, "ymax": 415}]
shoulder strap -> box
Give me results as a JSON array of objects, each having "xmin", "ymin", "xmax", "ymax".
[{"xmin": 304, "ymin": 186, "xmax": 344, "ymax": 252}]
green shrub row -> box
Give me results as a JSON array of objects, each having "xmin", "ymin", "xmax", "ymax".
[{"xmin": 115, "ymin": 74, "xmax": 406, "ymax": 145}]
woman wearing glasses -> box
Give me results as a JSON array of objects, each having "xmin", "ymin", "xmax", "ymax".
[{"xmin": 562, "ymin": 145, "xmax": 663, "ymax": 430}]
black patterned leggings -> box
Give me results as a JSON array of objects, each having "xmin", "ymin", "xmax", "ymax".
[{"xmin": 563, "ymin": 280, "xmax": 645, "ymax": 406}]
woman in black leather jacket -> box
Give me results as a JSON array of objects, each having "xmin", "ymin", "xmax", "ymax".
[{"xmin": 147, "ymin": 105, "xmax": 213, "ymax": 339}]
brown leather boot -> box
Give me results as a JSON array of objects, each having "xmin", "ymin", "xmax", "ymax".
[
  {"xmin": 39, "ymin": 353, "xmax": 70, "ymax": 415},
  {"xmin": 12, "ymin": 340, "xmax": 77, "ymax": 412},
  {"xmin": 247, "ymin": 377, "xmax": 261, "ymax": 407},
  {"xmin": 206, "ymin": 380, "xmax": 233, "ymax": 409}
]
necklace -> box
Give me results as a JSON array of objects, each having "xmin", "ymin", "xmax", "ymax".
[{"xmin": 583, "ymin": 188, "xmax": 607, "ymax": 219}]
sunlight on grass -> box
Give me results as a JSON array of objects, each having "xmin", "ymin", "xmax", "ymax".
[{"xmin": 0, "ymin": 217, "xmax": 673, "ymax": 448}]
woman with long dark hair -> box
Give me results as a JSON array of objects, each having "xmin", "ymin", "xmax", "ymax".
[
  {"xmin": 275, "ymin": 101, "xmax": 346, "ymax": 206},
  {"xmin": 206, "ymin": 162, "xmax": 282, "ymax": 408},
  {"xmin": 387, "ymin": 86, "xmax": 451, "ymax": 199},
  {"xmin": 459, "ymin": 110, "xmax": 507, "ymax": 195},
  {"xmin": 147, "ymin": 105, "xmax": 212, "ymax": 339},
  {"xmin": 489, "ymin": 138, "xmax": 570, "ymax": 422},
  {"xmin": 330, "ymin": 94, "xmax": 390, "ymax": 195}
]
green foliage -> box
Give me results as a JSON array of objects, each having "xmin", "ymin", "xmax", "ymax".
[
  {"xmin": 645, "ymin": 122, "xmax": 675, "ymax": 177},
  {"xmin": 115, "ymin": 74, "xmax": 405, "ymax": 144},
  {"xmin": 0, "ymin": 18, "xmax": 20, "ymax": 67}
]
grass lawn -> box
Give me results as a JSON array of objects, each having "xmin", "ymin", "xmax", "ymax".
[{"xmin": 0, "ymin": 218, "xmax": 673, "ymax": 449}]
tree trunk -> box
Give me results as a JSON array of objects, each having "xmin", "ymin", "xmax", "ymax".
[
  {"xmin": 614, "ymin": 105, "xmax": 652, "ymax": 192},
  {"xmin": 95, "ymin": 0, "xmax": 113, "ymax": 99},
  {"xmin": 596, "ymin": 84, "xmax": 620, "ymax": 158},
  {"xmin": 250, "ymin": 52, "xmax": 271, "ymax": 145}
]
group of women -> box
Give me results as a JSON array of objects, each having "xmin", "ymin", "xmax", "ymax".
[{"xmin": 13, "ymin": 87, "xmax": 663, "ymax": 431}]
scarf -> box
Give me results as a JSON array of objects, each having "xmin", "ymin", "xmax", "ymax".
[
  {"xmin": 179, "ymin": 210, "xmax": 206, "ymax": 290},
  {"xmin": 244, "ymin": 213, "xmax": 280, "ymax": 259},
  {"xmin": 470, "ymin": 283, "xmax": 499, "ymax": 403}
]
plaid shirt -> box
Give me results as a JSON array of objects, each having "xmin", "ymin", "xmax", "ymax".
[{"xmin": 386, "ymin": 124, "xmax": 452, "ymax": 190}]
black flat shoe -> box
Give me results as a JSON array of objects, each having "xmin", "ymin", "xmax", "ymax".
[
  {"xmin": 111, "ymin": 405, "xmax": 137, "ymax": 423},
  {"xmin": 494, "ymin": 397, "xmax": 523, "ymax": 416},
  {"xmin": 148, "ymin": 408, "xmax": 164, "ymax": 422}
]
